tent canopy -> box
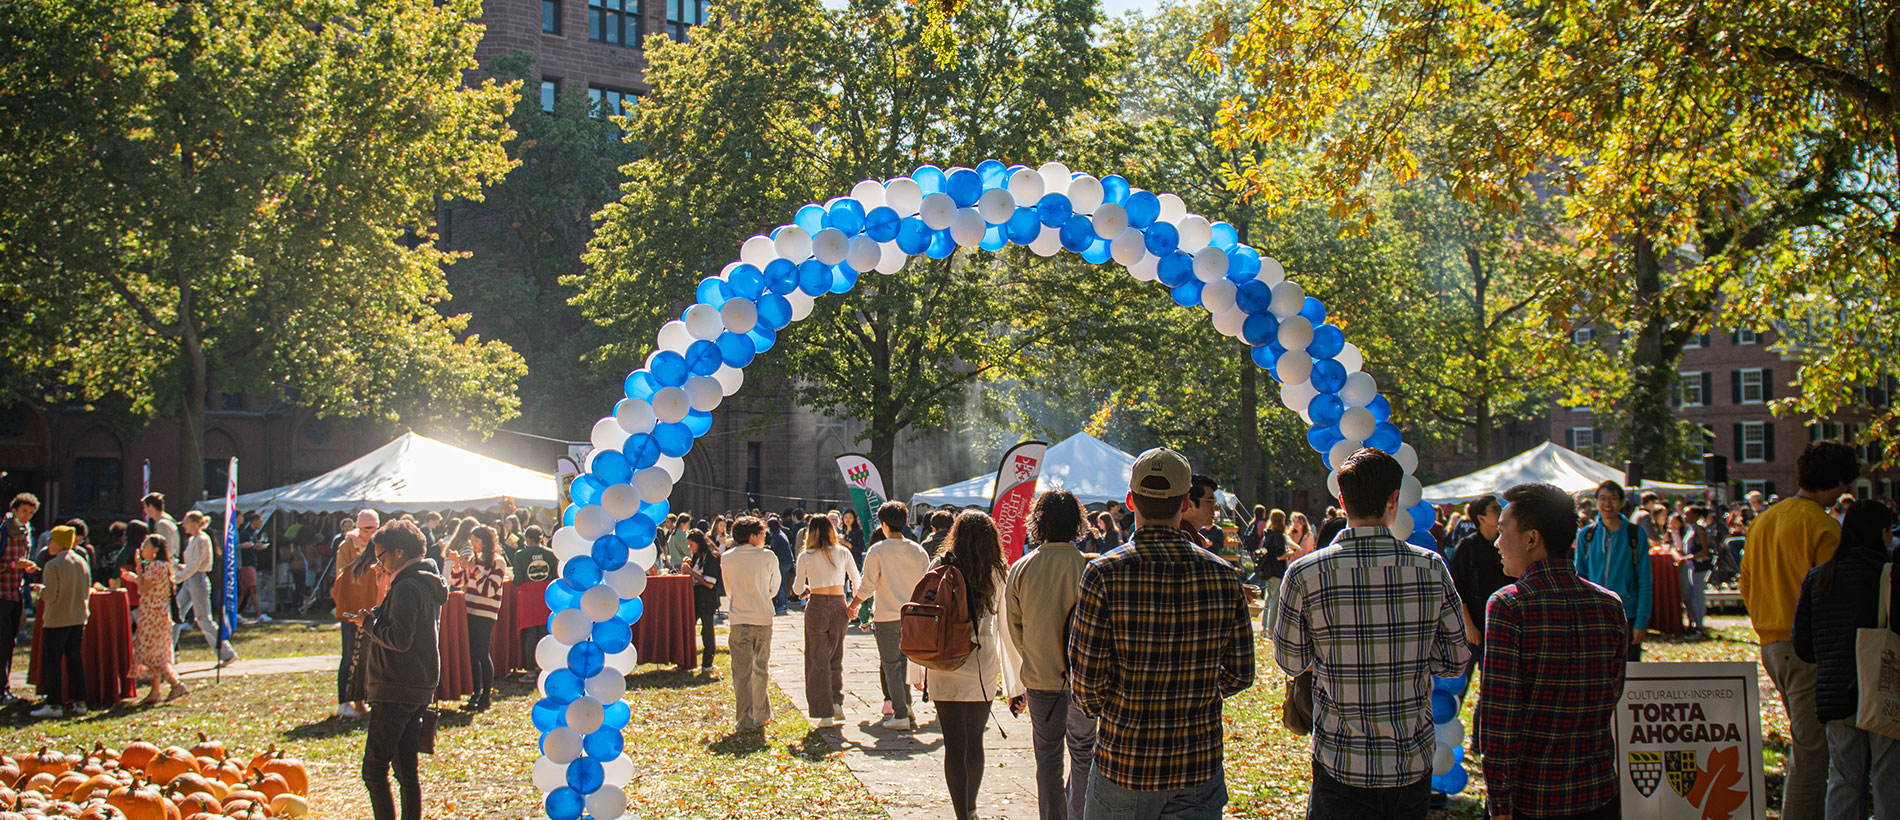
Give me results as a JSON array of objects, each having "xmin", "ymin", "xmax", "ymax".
[
  {"xmin": 1420, "ymin": 442, "xmax": 1704, "ymax": 506},
  {"xmin": 910, "ymin": 432, "xmax": 1140, "ymax": 508},
  {"xmin": 194, "ymin": 431, "xmax": 555, "ymax": 515}
]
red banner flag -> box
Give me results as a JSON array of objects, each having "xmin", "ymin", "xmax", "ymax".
[{"xmin": 988, "ymin": 440, "xmax": 1048, "ymax": 563}]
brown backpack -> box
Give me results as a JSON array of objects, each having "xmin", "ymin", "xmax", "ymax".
[{"xmin": 900, "ymin": 562, "xmax": 977, "ymax": 671}]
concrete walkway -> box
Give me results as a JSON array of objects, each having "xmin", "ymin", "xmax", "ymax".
[{"xmin": 767, "ymin": 611, "xmax": 1045, "ymax": 820}]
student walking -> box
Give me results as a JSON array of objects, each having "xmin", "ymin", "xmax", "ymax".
[
  {"xmin": 723, "ymin": 517, "xmax": 780, "ymax": 732},
  {"xmin": 793, "ymin": 515, "xmax": 860, "ymax": 727},
  {"xmin": 926, "ymin": 511, "xmax": 1010, "ymax": 820},
  {"xmin": 1005, "ymin": 490, "xmax": 1095, "ymax": 820},
  {"xmin": 850, "ymin": 502, "xmax": 930, "ymax": 730}
]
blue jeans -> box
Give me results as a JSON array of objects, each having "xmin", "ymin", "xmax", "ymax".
[
  {"xmin": 1825, "ymin": 719, "xmax": 1900, "ymax": 820},
  {"xmin": 176, "ymin": 572, "xmax": 231, "ymax": 658},
  {"xmin": 1083, "ymin": 762, "xmax": 1225, "ymax": 820},
  {"xmin": 1026, "ymin": 688, "xmax": 1095, "ymax": 820}
]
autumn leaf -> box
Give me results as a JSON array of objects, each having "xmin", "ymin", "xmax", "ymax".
[{"xmin": 1687, "ymin": 744, "xmax": 1749, "ymax": 820}]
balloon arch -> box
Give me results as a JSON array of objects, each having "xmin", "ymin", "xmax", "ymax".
[{"xmin": 526, "ymin": 160, "xmax": 1443, "ymax": 818}]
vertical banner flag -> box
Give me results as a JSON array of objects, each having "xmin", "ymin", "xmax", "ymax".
[
  {"xmin": 835, "ymin": 454, "xmax": 887, "ymax": 544},
  {"xmin": 1615, "ymin": 661, "xmax": 1767, "ymax": 820},
  {"xmin": 220, "ymin": 457, "xmax": 239, "ymax": 641},
  {"xmin": 141, "ymin": 460, "xmax": 150, "ymax": 504},
  {"xmin": 555, "ymin": 457, "xmax": 580, "ymax": 518},
  {"xmin": 988, "ymin": 441, "xmax": 1048, "ymax": 563}
]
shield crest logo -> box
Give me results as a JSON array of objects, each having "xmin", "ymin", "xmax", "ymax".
[
  {"xmin": 1666, "ymin": 750, "xmax": 1700, "ymax": 798},
  {"xmin": 1629, "ymin": 751, "xmax": 1664, "ymax": 798}
]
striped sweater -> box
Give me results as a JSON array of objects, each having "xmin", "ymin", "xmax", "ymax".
[{"xmin": 455, "ymin": 557, "xmax": 509, "ymax": 620}]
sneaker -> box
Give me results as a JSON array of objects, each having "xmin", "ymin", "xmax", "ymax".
[
  {"xmin": 68, "ymin": 704, "xmax": 87, "ymax": 716},
  {"xmin": 697, "ymin": 666, "xmax": 715, "ymax": 674},
  {"xmin": 338, "ymin": 703, "xmax": 358, "ymax": 719},
  {"xmin": 257, "ymin": 614, "xmax": 273, "ymax": 623},
  {"xmin": 879, "ymin": 717, "xmax": 913, "ymax": 731},
  {"xmin": 816, "ymin": 716, "xmax": 836, "ymax": 728},
  {"xmin": 29, "ymin": 704, "xmax": 63, "ymax": 719}
]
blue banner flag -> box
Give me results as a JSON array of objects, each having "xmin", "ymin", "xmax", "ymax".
[{"xmin": 221, "ymin": 457, "xmax": 238, "ymax": 641}]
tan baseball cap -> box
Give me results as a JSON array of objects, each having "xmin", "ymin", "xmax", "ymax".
[{"xmin": 1130, "ymin": 448, "xmax": 1191, "ymax": 498}]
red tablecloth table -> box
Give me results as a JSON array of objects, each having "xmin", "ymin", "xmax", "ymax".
[
  {"xmin": 491, "ymin": 582, "xmax": 525, "ymax": 674},
  {"xmin": 28, "ymin": 590, "xmax": 137, "ymax": 707},
  {"xmin": 1649, "ymin": 550, "xmax": 1687, "ymax": 635},
  {"xmin": 633, "ymin": 575, "xmax": 695, "ymax": 671},
  {"xmin": 435, "ymin": 592, "xmax": 473, "ymax": 702}
]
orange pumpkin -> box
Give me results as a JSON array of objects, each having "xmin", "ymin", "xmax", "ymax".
[
  {"xmin": 0, "ymin": 785, "xmax": 14, "ymax": 809},
  {"xmin": 246, "ymin": 755, "xmax": 303, "ymax": 799},
  {"xmin": 104, "ymin": 780, "xmax": 167, "ymax": 820},
  {"xmin": 143, "ymin": 751, "xmax": 194, "ymax": 787},
  {"xmin": 185, "ymin": 737, "xmax": 222, "ymax": 765},
  {"xmin": 170, "ymin": 793, "xmax": 218, "ymax": 818},
  {"xmin": 219, "ymin": 796, "xmax": 269, "ymax": 820},
  {"xmin": 239, "ymin": 748, "xmax": 275, "ymax": 781},
  {"xmin": 89, "ymin": 745, "xmax": 118, "ymax": 765},
  {"xmin": 206, "ymin": 763, "xmax": 240, "ymax": 789},
  {"xmin": 162, "ymin": 774, "xmax": 214, "ymax": 801},
  {"xmin": 246, "ymin": 774, "xmax": 287, "ymax": 803},
  {"xmin": 19, "ymin": 772, "xmax": 57, "ymax": 794},
  {"xmin": 116, "ymin": 745, "xmax": 157, "ymax": 776},
  {"xmin": 0, "ymin": 763, "xmax": 18, "ymax": 788},
  {"xmin": 19, "ymin": 748, "xmax": 75, "ymax": 780},
  {"xmin": 76, "ymin": 801, "xmax": 126, "ymax": 820},
  {"xmin": 70, "ymin": 775, "xmax": 121, "ymax": 803}
]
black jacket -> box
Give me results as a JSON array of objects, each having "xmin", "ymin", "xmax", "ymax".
[
  {"xmin": 364, "ymin": 559, "xmax": 450, "ymax": 706},
  {"xmin": 1793, "ymin": 547, "xmax": 1898, "ymax": 723},
  {"xmin": 1449, "ymin": 532, "xmax": 1512, "ymax": 641}
]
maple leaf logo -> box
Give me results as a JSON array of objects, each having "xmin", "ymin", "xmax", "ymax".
[{"xmin": 1685, "ymin": 745, "xmax": 1748, "ymax": 820}]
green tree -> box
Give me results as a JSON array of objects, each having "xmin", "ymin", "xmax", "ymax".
[{"xmin": 0, "ymin": 0, "xmax": 524, "ymax": 501}]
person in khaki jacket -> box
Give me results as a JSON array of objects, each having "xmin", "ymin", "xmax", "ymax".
[
  {"xmin": 31, "ymin": 526, "xmax": 91, "ymax": 718},
  {"xmin": 1005, "ymin": 489, "xmax": 1096, "ymax": 820},
  {"xmin": 332, "ymin": 509, "xmax": 389, "ymax": 719}
]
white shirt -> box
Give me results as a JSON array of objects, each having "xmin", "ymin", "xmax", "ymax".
[
  {"xmin": 793, "ymin": 546, "xmax": 861, "ymax": 594},
  {"xmin": 720, "ymin": 544, "xmax": 782, "ymax": 627},
  {"xmin": 859, "ymin": 537, "xmax": 930, "ymax": 622},
  {"xmin": 151, "ymin": 515, "xmax": 180, "ymax": 562},
  {"xmin": 174, "ymin": 531, "xmax": 213, "ymax": 583}
]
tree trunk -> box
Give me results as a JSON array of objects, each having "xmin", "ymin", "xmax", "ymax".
[
  {"xmin": 177, "ymin": 316, "xmax": 208, "ymax": 505},
  {"xmin": 1466, "ymin": 245, "xmax": 1494, "ymax": 464},
  {"xmin": 1237, "ymin": 349, "xmax": 1261, "ymax": 506},
  {"xmin": 1624, "ymin": 235, "xmax": 1677, "ymax": 483},
  {"xmin": 869, "ymin": 408, "xmax": 899, "ymax": 504}
]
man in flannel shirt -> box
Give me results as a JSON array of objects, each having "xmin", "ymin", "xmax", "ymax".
[
  {"xmin": 1476, "ymin": 482, "xmax": 1627, "ymax": 820},
  {"xmin": 1272, "ymin": 447, "xmax": 1470, "ymax": 819},
  {"xmin": 1, "ymin": 493, "xmax": 40, "ymax": 705},
  {"xmin": 1067, "ymin": 447, "xmax": 1254, "ymax": 819}
]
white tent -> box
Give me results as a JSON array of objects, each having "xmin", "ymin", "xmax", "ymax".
[
  {"xmin": 910, "ymin": 432, "xmax": 1140, "ymax": 508},
  {"xmin": 1420, "ymin": 441, "xmax": 1705, "ymax": 505},
  {"xmin": 194, "ymin": 431, "xmax": 556, "ymax": 515}
]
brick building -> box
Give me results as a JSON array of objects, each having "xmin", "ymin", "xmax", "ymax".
[{"xmin": 473, "ymin": 0, "xmax": 708, "ymax": 114}]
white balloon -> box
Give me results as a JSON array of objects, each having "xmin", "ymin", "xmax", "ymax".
[
  {"xmin": 684, "ymin": 303, "xmax": 724, "ymax": 340},
  {"xmin": 574, "ymin": 505, "xmax": 613, "ymax": 541},
  {"xmin": 1128, "ymin": 252, "xmax": 1160, "ymax": 281},
  {"xmin": 1110, "ymin": 227, "xmax": 1147, "ymax": 266},
  {"xmin": 1259, "ymin": 256, "xmax": 1287, "ymax": 286},
  {"xmin": 1176, "ymin": 215, "xmax": 1212, "ymax": 253},
  {"xmin": 1277, "ymin": 351, "xmax": 1313, "ymax": 384},
  {"xmin": 1326, "ymin": 469, "xmax": 1342, "ymax": 500},
  {"xmin": 1269, "ymin": 280, "xmax": 1306, "ymax": 317},
  {"xmin": 532, "ymin": 756, "xmax": 568, "ymax": 794},
  {"xmin": 587, "ymin": 786, "xmax": 628, "ymax": 820},
  {"xmin": 607, "ymin": 564, "xmax": 650, "ymax": 597},
  {"xmin": 1400, "ymin": 475, "xmax": 1424, "ymax": 510},
  {"xmin": 551, "ymin": 609, "xmax": 593, "ymax": 644},
  {"xmin": 1212, "ymin": 306, "xmax": 1248, "ymax": 338},
  {"xmin": 811, "ymin": 227, "xmax": 849, "ymax": 265},
  {"xmin": 591, "ymin": 417, "xmax": 630, "ymax": 452},
  {"xmin": 950, "ymin": 208, "xmax": 986, "ymax": 246},
  {"xmin": 1340, "ymin": 371, "xmax": 1379, "ymax": 406},
  {"xmin": 1328, "ymin": 439, "xmax": 1359, "ymax": 470},
  {"xmin": 1200, "ymin": 278, "xmax": 1237, "ymax": 313},
  {"xmin": 603, "ymin": 644, "xmax": 640, "ymax": 674},
  {"xmin": 629, "ymin": 541, "xmax": 659, "ymax": 573},
  {"xmin": 875, "ymin": 241, "xmax": 907, "ymax": 274},
  {"xmin": 977, "ymin": 188, "xmax": 1016, "ymax": 223},
  {"xmin": 1037, "ymin": 162, "xmax": 1071, "ymax": 196},
  {"xmin": 1340, "ymin": 406, "xmax": 1377, "ymax": 441},
  {"xmin": 586, "ymin": 670, "xmax": 628, "ymax": 703},
  {"xmin": 615, "ymin": 398, "xmax": 656, "ymax": 435},
  {"xmin": 536, "ymin": 634, "xmax": 574, "ymax": 671},
  {"xmin": 1278, "ymin": 315, "xmax": 1315, "ymax": 351},
  {"xmin": 786, "ymin": 289, "xmax": 815, "ymax": 320},
  {"xmin": 846, "ymin": 235, "xmax": 882, "ymax": 272},
  {"xmin": 740, "ymin": 235, "xmax": 777, "ymax": 269},
  {"xmin": 582, "ymin": 584, "xmax": 621, "ymax": 621},
  {"xmin": 552, "ymin": 527, "xmax": 591, "ymax": 562},
  {"xmin": 1030, "ymin": 223, "xmax": 1063, "ymax": 257},
  {"xmin": 1432, "ymin": 742, "xmax": 1456, "ymax": 776},
  {"xmin": 1092, "ymin": 202, "xmax": 1129, "ymax": 238},
  {"xmin": 600, "ymin": 483, "xmax": 642, "ymax": 519},
  {"xmin": 774, "ymin": 225, "xmax": 813, "ymax": 261},
  {"xmin": 601, "ymin": 754, "xmax": 636, "ymax": 788},
  {"xmin": 1192, "ymin": 246, "xmax": 1229, "ymax": 282},
  {"xmin": 684, "ymin": 376, "xmax": 723, "ymax": 412},
  {"xmin": 919, "ymin": 192, "xmax": 958, "ymax": 230},
  {"xmin": 656, "ymin": 320, "xmax": 694, "ymax": 354},
  {"xmin": 1337, "ymin": 343, "xmax": 1364, "ymax": 373},
  {"xmin": 1067, "ymin": 174, "xmax": 1104, "ymax": 214},
  {"xmin": 1006, "ymin": 168, "xmax": 1044, "ymax": 202},
  {"xmin": 884, "ymin": 178, "xmax": 923, "ymax": 216},
  {"xmin": 566, "ymin": 697, "xmax": 605, "ymax": 734},
  {"xmin": 656, "ymin": 454, "xmax": 685, "ymax": 481},
  {"xmin": 543, "ymin": 728, "xmax": 583, "ymax": 765},
  {"xmin": 634, "ymin": 466, "xmax": 673, "ymax": 504},
  {"xmin": 1394, "ymin": 510, "xmax": 1415, "ymax": 538},
  {"xmin": 851, "ymin": 179, "xmax": 886, "ymax": 209},
  {"xmin": 719, "ymin": 299, "xmax": 758, "ymax": 334},
  {"xmin": 1280, "ymin": 380, "xmax": 1319, "ymax": 415},
  {"xmin": 1157, "ymin": 193, "xmax": 1188, "ymax": 224},
  {"xmin": 651, "ymin": 385, "xmax": 690, "ymax": 424},
  {"xmin": 1396, "ymin": 442, "xmax": 1420, "ymax": 474}
]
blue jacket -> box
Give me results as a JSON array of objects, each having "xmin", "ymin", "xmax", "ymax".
[{"xmin": 1574, "ymin": 515, "xmax": 1653, "ymax": 631}]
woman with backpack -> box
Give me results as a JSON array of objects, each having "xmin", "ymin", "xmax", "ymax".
[
  {"xmin": 924, "ymin": 510, "xmax": 1010, "ymax": 820},
  {"xmin": 793, "ymin": 515, "xmax": 860, "ymax": 727}
]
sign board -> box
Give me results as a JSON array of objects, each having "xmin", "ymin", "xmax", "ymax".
[
  {"xmin": 1616, "ymin": 661, "xmax": 1766, "ymax": 820},
  {"xmin": 988, "ymin": 440, "xmax": 1048, "ymax": 563}
]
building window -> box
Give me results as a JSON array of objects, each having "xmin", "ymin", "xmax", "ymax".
[
  {"xmin": 1738, "ymin": 368, "xmax": 1767, "ymax": 404},
  {"xmin": 1742, "ymin": 479, "xmax": 1768, "ymax": 497},
  {"xmin": 1568, "ymin": 426, "xmax": 1597, "ymax": 455},
  {"xmin": 1740, "ymin": 421, "xmax": 1767, "ymax": 463},
  {"xmin": 667, "ymin": 0, "xmax": 706, "ymax": 41},
  {"xmin": 203, "ymin": 459, "xmax": 231, "ymax": 500},
  {"xmin": 1572, "ymin": 327, "xmax": 1595, "ymax": 346},
  {"xmin": 588, "ymin": 85, "xmax": 636, "ymax": 118},
  {"xmin": 1736, "ymin": 328, "xmax": 1758, "ymax": 345},
  {"xmin": 541, "ymin": 79, "xmax": 559, "ymax": 113},
  {"xmin": 543, "ymin": 0, "xmax": 562, "ymax": 33},
  {"xmin": 72, "ymin": 457, "xmax": 122, "ymax": 514},
  {"xmin": 1683, "ymin": 332, "xmax": 1711, "ymax": 349},
  {"xmin": 1684, "ymin": 424, "xmax": 1713, "ymax": 465},
  {"xmin": 1678, "ymin": 371, "xmax": 1706, "ymax": 407},
  {"xmin": 589, "ymin": 0, "xmax": 641, "ymax": 47}
]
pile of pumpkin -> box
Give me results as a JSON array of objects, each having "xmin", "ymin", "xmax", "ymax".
[{"xmin": 0, "ymin": 734, "xmax": 308, "ymax": 820}]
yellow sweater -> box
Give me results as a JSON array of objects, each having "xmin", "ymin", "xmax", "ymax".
[{"xmin": 1739, "ymin": 497, "xmax": 1839, "ymax": 643}]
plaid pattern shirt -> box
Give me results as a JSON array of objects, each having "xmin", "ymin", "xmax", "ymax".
[
  {"xmin": 1475, "ymin": 559, "xmax": 1627, "ymax": 817},
  {"xmin": 0, "ymin": 518, "xmax": 30, "ymax": 602},
  {"xmin": 1068, "ymin": 524, "xmax": 1255, "ymax": 791},
  {"xmin": 1272, "ymin": 525, "xmax": 1471, "ymax": 788}
]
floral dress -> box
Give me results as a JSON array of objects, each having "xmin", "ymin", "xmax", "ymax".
[{"xmin": 132, "ymin": 559, "xmax": 177, "ymax": 679}]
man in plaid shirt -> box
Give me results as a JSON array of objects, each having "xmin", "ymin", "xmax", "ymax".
[
  {"xmin": 1068, "ymin": 447, "xmax": 1254, "ymax": 819},
  {"xmin": 1476, "ymin": 482, "xmax": 1626, "ymax": 820},
  {"xmin": 1, "ymin": 493, "xmax": 41, "ymax": 705},
  {"xmin": 1272, "ymin": 448, "xmax": 1470, "ymax": 819}
]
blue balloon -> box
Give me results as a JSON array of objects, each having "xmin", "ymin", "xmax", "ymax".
[
  {"xmin": 1236, "ymin": 280, "xmax": 1274, "ymax": 314},
  {"xmin": 563, "ymin": 555, "xmax": 604, "ymax": 589},
  {"xmin": 647, "ymin": 350, "xmax": 689, "ymax": 387},
  {"xmin": 561, "ymin": 504, "xmax": 577, "ymax": 526},
  {"xmin": 603, "ymin": 699, "xmax": 632, "ymax": 730},
  {"xmin": 567, "ymin": 640, "xmax": 606, "ymax": 677},
  {"xmin": 695, "ymin": 277, "xmax": 734, "ymax": 308},
  {"xmin": 1059, "ymin": 214, "xmax": 1096, "ymax": 252},
  {"xmin": 1299, "ymin": 296, "xmax": 1327, "ymax": 325},
  {"xmin": 728, "ymin": 264, "xmax": 766, "ymax": 299},
  {"xmin": 584, "ymin": 727, "xmax": 626, "ymax": 759},
  {"xmin": 636, "ymin": 498, "xmax": 670, "ymax": 525},
  {"xmin": 1312, "ymin": 359, "xmax": 1348, "ymax": 393},
  {"xmin": 532, "ymin": 698, "xmax": 568, "ymax": 731},
  {"xmin": 590, "ymin": 450, "xmax": 631, "ymax": 485},
  {"xmin": 794, "ymin": 203, "xmax": 829, "ymax": 235},
  {"xmin": 864, "ymin": 206, "xmax": 902, "ymax": 242},
  {"xmin": 547, "ymin": 787, "xmax": 585, "ymax": 820},
  {"xmin": 745, "ymin": 324, "xmax": 776, "ymax": 354},
  {"xmin": 1250, "ymin": 344, "xmax": 1278, "ymax": 370},
  {"xmin": 1005, "ymin": 207, "xmax": 1042, "ymax": 244},
  {"xmin": 1227, "ymin": 245, "xmax": 1262, "ymax": 282},
  {"xmin": 1101, "ymin": 174, "xmax": 1131, "ymax": 205},
  {"xmin": 1368, "ymin": 421, "xmax": 1402, "ymax": 454},
  {"xmin": 828, "ymin": 199, "xmax": 866, "ymax": 235},
  {"xmin": 1210, "ymin": 221, "xmax": 1239, "ymax": 250},
  {"xmin": 1156, "ymin": 251, "xmax": 1195, "ymax": 287},
  {"xmin": 622, "ymin": 369, "xmax": 657, "ymax": 401},
  {"xmin": 1430, "ymin": 689, "xmax": 1459, "ymax": 723},
  {"xmin": 1143, "ymin": 221, "xmax": 1180, "ymax": 256},
  {"xmin": 592, "ymin": 535, "xmax": 630, "ymax": 571},
  {"xmin": 684, "ymin": 339, "xmax": 722, "ymax": 376},
  {"xmin": 1036, "ymin": 193, "xmax": 1073, "ymax": 228},
  {"xmin": 566, "ymin": 756, "xmax": 605, "ymax": 794},
  {"xmin": 1310, "ymin": 323, "xmax": 1345, "ymax": 359},
  {"xmin": 913, "ymin": 164, "xmax": 946, "ymax": 195},
  {"xmin": 617, "ymin": 596, "xmax": 644, "ymax": 624},
  {"xmin": 946, "ymin": 168, "xmax": 983, "ymax": 206},
  {"xmin": 1124, "ymin": 190, "xmax": 1160, "ymax": 228},
  {"xmin": 592, "ymin": 616, "xmax": 633, "ymax": 653},
  {"xmin": 545, "ymin": 668, "xmax": 585, "ymax": 702},
  {"xmin": 925, "ymin": 229, "xmax": 955, "ymax": 260},
  {"xmin": 1170, "ymin": 279, "xmax": 1204, "ymax": 307},
  {"xmin": 1080, "ymin": 236, "xmax": 1112, "ymax": 265},
  {"xmin": 545, "ymin": 578, "xmax": 582, "ymax": 612},
  {"xmin": 979, "ymin": 224, "xmax": 1008, "ymax": 252},
  {"xmin": 828, "ymin": 262, "xmax": 858, "ymax": 294},
  {"xmin": 1307, "ymin": 423, "xmax": 1345, "ymax": 454},
  {"xmin": 976, "ymin": 159, "xmax": 1008, "ymax": 189},
  {"xmin": 1409, "ymin": 501, "xmax": 1435, "ymax": 528},
  {"xmin": 762, "ymin": 259, "xmax": 798, "ymax": 295},
  {"xmin": 796, "ymin": 259, "xmax": 829, "ymax": 296},
  {"xmin": 569, "ymin": 474, "xmax": 605, "ymax": 506},
  {"xmin": 896, "ymin": 216, "xmax": 933, "ymax": 255},
  {"xmin": 614, "ymin": 514, "xmax": 657, "ymax": 545},
  {"xmin": 684, "ymin": 408, "xmax": 713, "ymax": 437},
  {"xmin": 1242, "ymin": 312, "xmax": 1281, "ymax": 346},
  {"xmin": 653, "ymin": 422, "xmax": 693, "ymax": 458},
  {"xmin": 756, "ymin": 293, "xmax": 792, "ymax": 331},
  {"xmin": 1309, "ymin": 393, "xmax": 1346, "ymax": 426},
  {"xmin": 717, "ymin": 331, "xmax": 757, "ymax": 368},
  {"xmin": 1368, "ymin": 394, "xmax": 1392, "ymax": 422},
  {"xmin": 1431, "ymin": 761, "xmax": 1468, "ymax": 796}
]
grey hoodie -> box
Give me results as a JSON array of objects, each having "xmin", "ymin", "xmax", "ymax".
[{"xmin": 364, "ymin": 559, "xmax": 449, "ymax": 705}]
